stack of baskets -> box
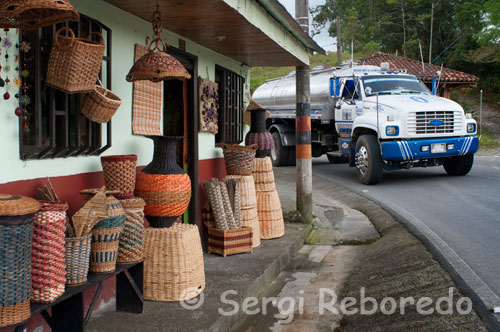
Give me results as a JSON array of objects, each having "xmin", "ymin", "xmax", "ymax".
[
  {"xmin": 0, "ymin": 194, "xmax": 39, "ymax": 328},
  {"xmin": 144, "ymin": 224, "xmax": 205, "ymax": 301},
  {"xmin": 221, "ymin": 143, "xmax": 260, "ymax": 248},
  {"xmin": 253, "ymin": 157, "xmax": 285, "ymax": 239}
]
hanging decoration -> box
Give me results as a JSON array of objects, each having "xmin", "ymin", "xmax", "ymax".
[
  {"xmin": 0, "ymin": 0, "xmax": 79, "ymax": 30},
  {"xmin": 126, "ymin": 5, "xmax": 191, "ymax": 83},
  {"xmin": 199, "ymin": 77, "xmax": 219, "ymax": 134}
]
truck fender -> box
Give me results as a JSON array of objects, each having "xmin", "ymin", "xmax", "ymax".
[{"xmin": 269, "ymin": 123, "xmax": 296, "ymax": 147}]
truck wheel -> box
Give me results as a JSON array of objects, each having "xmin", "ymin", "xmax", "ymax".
[
  {"xmin": 443, "ymin": 154, "xmax": 474, "ymax": 176},
  {"xmin": 271, "ymin": 131, "xmax": 289, "ymax": 167},
  {"xmin": 354, "ymin": 135, "xmax": 383, "ymax": 185},
  {"xmin": 327, "ymin": 155, "xmax": 349, "ymax": 164}
]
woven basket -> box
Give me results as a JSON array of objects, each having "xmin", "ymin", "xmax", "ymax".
[
  {"xmin": 82, "ymin": 83, "xmax": 122, "ymax": 123},
  {"xmin": 117, "ymin": 197, "xmax": 145, "ymax": 264},
  {"xmin": 101, "ymin": 155, "xmax": 137, "ymax": 199},
  {"xmin": 245, "ymin": 132, "xmax": 274, "ymax": 158},
  {"xmin": 90, "ymin": 195, "xmax": 125, "ymax": 273},
  {"xmin": 144, "ymin": 224, "xmax": 205, "ymax": 302},
  {"xmin": 257, "ymin": 191, "xmax": 285, "ymax": 240},
  {"xmin": 241, "ymin": 207, "xmax": 260, "ymax": 248},
  {"xmin": 32, "ymin": 201, "xmax": 68, "ymax": 303},
  {"xmin": 0, "ymin": 194, "xmax": 39, "ymax": 328},
  {"xmin": 224, "ymin": 177, "xmax": 242, "ymax": 228},
  {"xmin": 226, "ymin": 175, "xmax": 257, "ymax": 209},
  {"xmin": 45, "ymin": 27, "xmax": 106, "ymax": 93},
  {"xmin": 252, "ymin": 157, "xmax": 276, "ymax": 192},
  {"xmin": 204, "ymin": 179, "xmax": 229, "ymax": 230},
  {"xmin": 221, "ymin": 143, "xmax": 257, "ymax": 176},
  {"xmin": 65, "ymin": 234, "xmax": 91, "ymax": 286},
  {"xmin": 207, "ymin": 226, "xmax": 253, "ymax": 257}
]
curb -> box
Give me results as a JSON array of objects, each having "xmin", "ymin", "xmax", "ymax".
[
  {"xmin": 321, "ymin": 175, "xmax": 500, "ymax": 332},
  {"xmin": 208, "ymin": 223, "xmax": 311, "ymax": 332}
]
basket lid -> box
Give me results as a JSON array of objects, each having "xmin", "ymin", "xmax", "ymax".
[
  {"xmin": 119, "ymin": 197, "xmax": 146, "ymax": 208},
  {"xmin": 80, "ymin": 188, "xmax": 120, "ymax": 196},
  {"xmin": 0, "ymin": 193, "xmax": 40, "ymax": 216}
]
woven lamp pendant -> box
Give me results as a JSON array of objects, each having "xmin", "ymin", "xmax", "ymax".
[
  {"xmin": 0, "ymin": 0, "xmax": 79, "ymax": 30},
  {"xmin": 126, "ymin": 5, "xmax": 191, "ymax": 83}
]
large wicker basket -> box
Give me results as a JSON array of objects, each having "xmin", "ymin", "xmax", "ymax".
[
  {"xmin": 226, "ymin": 175, "xmax": 257, "ymax": 209},
  {"xmin": 0, "ymin": 194, "xmax": 39, "ymax": 328},
  {"xmin": 144, "ymin": 224, "xmax": 205, "ymax": 302},
  {"xmin": 257, "ymin": 190, "xmax": 285, "ymax": 240},
  {"xmin": 45, "ymin": 27, "xmax": 105, "ymax": 93},
  {"xmin": 241, "ymin": 206, "xmax": 260, "ymax": 248},
  {"xmin": 101, "ymin": 155, "xmax": 137, "ymax": 199},
  {"xmin": 252, "ymin": 157, "xmax": 276, "ymax": 192},
  {"xmin": 207, "ymin": 226, "xmax": 253, "ymax": 257},
  {"xmin": 221, "ymin": 143, "xmax": 257, "ymax": 176},
  {"xmin": 81, "ymin": 83, "xmax": 122, "ymax": 123},
  {"xmin": 65, "ymin": 234, "xmax": 91, "ymax": 286},
  {"xmin": 117, "ymin": 197, "xmax": 145, "ymax": 264},
  {"xmin": 32, "ymin": 201, "xmax": 68, "ymax": 303}
]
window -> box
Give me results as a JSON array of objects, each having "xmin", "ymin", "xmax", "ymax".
[
  {"xmin": 341, "ymin": 79, "xmax": 360, "ymax": 100},
  {"xmin": 215, "ymin": 66, "xmax": 245, "ymax": 144},
  {"xmin": 20, "ymin": 15, "xmax": 112, "ymax": 160}
]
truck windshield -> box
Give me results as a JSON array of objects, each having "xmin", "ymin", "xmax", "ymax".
[{"xmin": 362, "ymin": 76, "xmax": 430, "ymax": 96}]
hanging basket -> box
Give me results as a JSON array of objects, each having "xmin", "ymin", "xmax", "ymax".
[
  {"xmin": 220, "ymin": 143, "xmax": 257, "ymax": 176},
  {"xmin": 45, "ymin": 27, "xmax": 106, "ymax": 94},
  {"xmin": 81, "ymin": 82, "xmax": 122, "ymax": 123},
  {"xmin": 0, "ymin": 0, "xmax": 79, "ymax": 30}
]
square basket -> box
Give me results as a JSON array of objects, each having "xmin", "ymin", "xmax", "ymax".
[{"xmin": 207, "ymin": 226, "xmax": 253, "ymax": 257}]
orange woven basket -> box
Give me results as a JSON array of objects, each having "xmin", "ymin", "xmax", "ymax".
[
  {"xmin": 256, "ymin": 190, "xmax": 284, "ymax": 240},
  {"xmin": 252, "ymin": 157, "xmax": 275, "ymax": 192},
  {"xmin": 241, "ymin": 206, "xmax": 260, "ymax": 248}
]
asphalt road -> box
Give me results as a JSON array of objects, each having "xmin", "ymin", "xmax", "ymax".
[{"xmin": 311, "ymin": 155, "xmax": 500, "ymax": 301}]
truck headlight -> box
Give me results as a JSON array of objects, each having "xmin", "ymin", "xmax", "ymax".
[
  {"xmin": 386, "ymin": 126, "xmax": 399, "ymax": 136},
  {"xmin": 467, "ymin": 123, "xmax": 476, "ymax": 133}
]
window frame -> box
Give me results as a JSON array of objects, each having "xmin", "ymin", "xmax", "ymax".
[{"xmin": 19, "ymin": 15, "xmax": 112, "ymax": 160}]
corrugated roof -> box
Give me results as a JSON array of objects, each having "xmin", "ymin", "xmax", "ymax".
[{"xmin": 360, "ymin": 52, "xmax": 479, "ymax": 84}]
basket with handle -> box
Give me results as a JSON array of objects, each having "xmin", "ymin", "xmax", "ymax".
[
  {"xmin": 220, "ymin": 143, "xmax": 257, "ymax": 176},
  {"xmin": 45, "ymin": 27, "xmax": 106, "ymax": 93},
  {"xmin": 81, "ymin": 79, "xmax": 122, "ymax": 123}
]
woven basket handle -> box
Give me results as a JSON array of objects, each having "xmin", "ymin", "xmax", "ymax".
[
  {"xmin": 96, "ymin": 78, "xmax": 109, "ymax": 97},
  {"xmin": 87, "ymin": 31, "xmax": 105, "ymax": 45},
  {"xmin": 54, "ymin": 27, "xmax": 76, "ymax": 50}
]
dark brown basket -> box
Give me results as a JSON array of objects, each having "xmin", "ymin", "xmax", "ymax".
[
  {"xmin": 221, "ymin": 143, "xmax": 257, "ymax": 176},
  {"xmin": 81, "ymin": 82, "xmax": 122, "ymax": 123},
  {"xmin": 45, "ymin": 27, "xmax": 105, "ymax": 93}
]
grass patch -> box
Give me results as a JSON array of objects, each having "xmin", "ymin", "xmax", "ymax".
[{"xmin": 479, "ymin": 127, "xmax": 500, "ymax": 150}]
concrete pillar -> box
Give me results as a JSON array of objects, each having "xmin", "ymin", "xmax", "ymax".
[{"xmin": 295, "ymin": 0, "xmax": 313, "ymax": 223}]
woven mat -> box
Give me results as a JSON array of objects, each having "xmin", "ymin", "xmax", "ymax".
[{"xmin": 132, "ymin": 44, "xmax": 163, "ymax": 136}]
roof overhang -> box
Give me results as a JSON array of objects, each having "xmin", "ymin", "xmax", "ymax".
[{"xmin": 103, "ymin": 0, "xmax": 324, "ymax": 67}]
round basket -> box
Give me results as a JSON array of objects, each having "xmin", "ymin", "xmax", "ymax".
[
  {"xmin": 221, "ymin": 143, "xmax": 257, "ymax": 176},
  {"xmin": 241, "ymin": 206, "xmax": 260, "ymax": 248},
  {"xmin": 45, "ymin": 27, "xmax": 106, "ymax": 93},
  {"xmin": 0, "ymin": 194, "xmax": 39, "ymax": 328},
  {"xmin": 144, "ymin": 224, "xmax": 205, "ymax": 302},
  {"xmin": 245, "ymin": 132, "xmax": 274, "ymax": 158},
  {"xmin": 256, "ymin": 191, "xmax": 284, "ymax": 240},
  {"xmin": 81, "ymin": 84, "xmax": 122, "ymax": 123},
  {"xmin": 117, "ymin": 197, "xmax": 145, "ymax": 264},
  {"xmin": 252, "ymin": 157, "xmax": 275, "ymax": 192},
  {"xmin": 65, "ymin": 234, "xmax": 91, "ymax": 286},
  {"xmin": 101, "ymin": 155, "xmax": 137, "ymax": 199},
  {"xmin": 32, "ymin": 201, "xmax": 68, "ymax": 303},
  {"xmin": 225, "ymin": 175, "xmax": 257, "ymax": 209}
]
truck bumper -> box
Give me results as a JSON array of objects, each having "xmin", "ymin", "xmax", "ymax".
[{"xmin": 381, "ymin": 136, "xmax": 478, "ymax": 161}]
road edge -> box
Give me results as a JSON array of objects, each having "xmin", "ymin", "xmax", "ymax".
[{"xmin": 321, "ymin": 174, "xmax": 500, "ymax": 332}]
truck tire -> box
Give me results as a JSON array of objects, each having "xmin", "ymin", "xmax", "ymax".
[
  {"xmin": 443, "ymin": 154, "xmax": 474, "ymax": 176},
  {"xmin": 354, "ymin": 135, "xmax": 383, "ymax": 185},
  {"xmin": 271, "ymin": 131, "xmax": 289, "ymax": 167}
]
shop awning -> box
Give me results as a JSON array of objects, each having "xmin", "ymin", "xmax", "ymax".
[{"xmin": 103, "ymin": 0, "xmax": 324, "ymax": 67}]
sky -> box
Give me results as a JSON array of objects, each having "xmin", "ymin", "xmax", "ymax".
[{"xmin": 277, "ymin": 0, "xmax": 337, "ymax": 52}]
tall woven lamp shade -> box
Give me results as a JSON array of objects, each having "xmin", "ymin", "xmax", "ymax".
[
  {"xmin": 126, "ymin": 5, "xmax": 191, "ymax": 83},
  {"xmin": 0, "ymin": 0, "xmax": 79, "ymax": 30}
]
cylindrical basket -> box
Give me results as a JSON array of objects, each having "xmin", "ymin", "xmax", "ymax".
[
  {"xmin": 221, "ymin": 143, "xmax": 257, "ymax": 176},
  {"xmin": 117, "ymin": 197, "xmax": 145, "ymax": 264},
  {"xmin": 252, "ymin": 157, "xmax": 276, "ymax": 192},
  {"xmin": 31, "ymin": 201, "xmax": 68, "ymax": 303},
  {"xmin": 0, "ymin": 194, "xmax": 39, "ymax": 328},
  {"xmin": 65, "ymin": 234, "xmax": 91, "ymax": 286},
  {"xmin": 241, "ymin": 207, "xmax": 260, "ymax": 248},
  {"xmin": 81, "ymin": 84, "xmax": 122, "ymax": 123},
  {"xmin": 144, "ymin": 224, "xmax": 205, "ymax": 302},
  {"xmin": 257, "ymin": 191, "xmax": 285, "ymax": 240},
  {"xmin": 101, "ymin": 155, "xmax": 138, "ymax": 199},
  {"xmin": 45, "ymin": 27, "xmax": 106, "ymax": 93},
  {"xmin": 90, "ymin": 196, "xmax": 125, "ymax": 273},
  {"xmin": 226, "ymin": 175, "xmax": 257, "ymax": 209}
]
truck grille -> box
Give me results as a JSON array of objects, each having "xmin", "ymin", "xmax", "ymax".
[{"xmin": 407, "ymin": 111, "xmax": 460, "ymax": 134}]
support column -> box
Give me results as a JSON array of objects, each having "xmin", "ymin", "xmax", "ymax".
[{"xmin": 295, "ymin": 0, "xmax": 313, "ymax": 223}]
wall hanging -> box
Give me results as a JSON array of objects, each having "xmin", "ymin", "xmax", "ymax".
[
  {"xmin": 199, "ymin": 77, "xmax": 219, "ymax": 134},
  {"xmin": 0, "ymin": 0, "xmax": 79, "ymax": 30}
]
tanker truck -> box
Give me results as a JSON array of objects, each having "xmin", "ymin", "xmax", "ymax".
[{"xmin": 252, "ymin": 63, "xmax": 478, "ymax": 184}]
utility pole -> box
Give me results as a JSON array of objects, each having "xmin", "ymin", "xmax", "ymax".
[
  {"xmin": 429, "ymin": 2, "xmax": 434, "ymax": 64},
  {"xmin": 336, "ymin": 16, "xmax": 341, "ymax": 66},
  {"xmin": 295, "ymin": 0, "xmax": 313, "ymax": 223}
]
